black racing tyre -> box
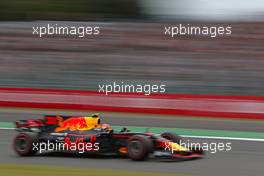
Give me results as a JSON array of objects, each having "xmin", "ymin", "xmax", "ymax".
[
  {"xmin": 161, "ymin": 132, "xmax": 182, "ymax": 144},
  {"xmin": 127, "ymin": 135, "xmax": 153, "ymax": 161},
  {"xmin": 13, "ymin": 132, "xmax": 39, "ymax": 156}
]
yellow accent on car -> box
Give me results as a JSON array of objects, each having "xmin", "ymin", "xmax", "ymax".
[
  {"xmin": 169, "ymin": 142, "xmax": 189, "ymax": 152},
  {"xmin": 84, "ymin": 116, "xmax": 100, "ymax": 128}
]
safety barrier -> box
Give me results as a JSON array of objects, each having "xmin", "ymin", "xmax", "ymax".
[{"xmin": 0, "ymin": 88, "xmax": 264, "ymax": 119}]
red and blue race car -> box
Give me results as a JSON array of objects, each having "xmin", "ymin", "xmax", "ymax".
[{"xmin": 13, "ymin": 114, "xmax": 204, "ymax": 161}]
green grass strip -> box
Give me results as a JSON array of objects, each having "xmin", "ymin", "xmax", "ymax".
[
  {"xmin": 113, "ymin": 126, "xmax": 264, "ymax": 140},
  {"xmin": 0, "ymin": 122, "xmax": 14, "ymax": 128},
  {"xmin": 1, "ymin": 122, "xmax": 264, "ymax": 140}
]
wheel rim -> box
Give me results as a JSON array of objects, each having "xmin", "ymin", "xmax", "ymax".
[
  {"xmin": 16, "ymin": 137, "xmax": 28, "ymax": 151},
  {"xmin": 129, "ymin": 140, "xmax": 142, "ymax": 156}
]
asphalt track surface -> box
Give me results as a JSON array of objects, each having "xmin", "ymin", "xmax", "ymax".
[{"xmin": 1, "ymin": 110, "xmax": 264, "ymax": 176}]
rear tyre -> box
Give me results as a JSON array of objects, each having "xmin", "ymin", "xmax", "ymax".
[
  {"xmin": 161, "ymin": 132, "xmax": 181, "ymax": 144},
  {"xmin": 13, "ymin": 132, "xmax": 39, "ymax": 156},
  {"xmin": 127, "ymin": 135, "xmax": 153, "ymax": 161}
]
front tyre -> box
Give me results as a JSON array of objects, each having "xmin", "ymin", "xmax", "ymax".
[
  {"xmin": 127, "ymin": 135, "xmax": 153, "ymax": 161},
  {"xmin": 13, "ymin": 132, "xmax": 39, "ymax": 156}
]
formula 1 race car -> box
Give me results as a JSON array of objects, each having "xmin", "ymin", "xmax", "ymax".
[{"xmin": 13, "ymin": 114, "xmax": 204, "ymax": 161}]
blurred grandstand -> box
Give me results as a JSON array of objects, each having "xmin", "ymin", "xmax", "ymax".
[{"xmin": 0, "ymin": 0, "xmax": 264, "ymax": 95}]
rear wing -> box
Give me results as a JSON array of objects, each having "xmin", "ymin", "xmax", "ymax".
[{"xmin": 14, "ymin": 119, "xmax": 44, "ymax": 132}]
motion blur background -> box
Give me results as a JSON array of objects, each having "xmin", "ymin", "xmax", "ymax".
[
  {"xmin": 1, "ymin": 1, "xmax": 264, "ymax": 176},
  {"xmin": 0, "ymin": 0, "xmax": 264, "ymax": 95}
]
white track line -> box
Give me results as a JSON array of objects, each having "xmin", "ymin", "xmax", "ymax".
[
  {"xmin": 0, "ymin": 127, "xmax": 15, "ymax": 130},
  {"xmin": 181, "ymin": 135, "xmax": 264, "ymax": 142},
  {"xmin": 1, "ymin": 127, "xmax": 264, "ymax": 142}
]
